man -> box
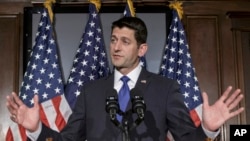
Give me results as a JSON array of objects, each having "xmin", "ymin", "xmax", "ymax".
[{"xmin": 6, "ymin": 17, "xmax": 244, "ymax": 141}]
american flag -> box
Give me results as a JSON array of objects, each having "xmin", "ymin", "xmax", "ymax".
[
  {"xmin": 64, "ymin": 3, "xmax": 110, "ymax": 109},
  {"xmin": 159, "ymin": 10, "xmax": 203, "ymax": 138},
  {"xmin": 5, "ymin": 8, "xmax": 72, "ymax": 141},
  {"xmin": 123, "ymin": 0, "xmax": 147, "ymax": 68}
]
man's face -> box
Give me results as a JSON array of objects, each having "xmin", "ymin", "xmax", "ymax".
[{"xmin": 110, "ymin": 27, "xmax": 140, "ymax": 74}]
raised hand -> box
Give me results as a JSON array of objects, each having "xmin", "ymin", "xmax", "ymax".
[
  {"xmin": 6, "ymin": 92, "xmax": 40, "ymax": 132},
  {"xmin": 202, "ymin": 86, "xmax": 244, "ymax": 131}
]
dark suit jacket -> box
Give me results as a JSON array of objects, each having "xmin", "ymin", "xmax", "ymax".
[{"xmin": 37, "ymin": 68, "xmax": 207, "ymax": 141}]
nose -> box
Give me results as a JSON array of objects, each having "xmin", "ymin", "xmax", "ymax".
[{"xmin": 112, "ymin": 41, "xmax": 121, "ymax": 51}]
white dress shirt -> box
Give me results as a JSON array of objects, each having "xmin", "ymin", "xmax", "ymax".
[{"xmin": 113, "ymin": 64, "xmax": 142, "ymax": 93}]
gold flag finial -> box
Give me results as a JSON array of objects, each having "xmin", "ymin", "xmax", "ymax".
[
  {"xmin": 89, "ymin": 0, "xmax": 101, "ymax": 12},
  {"xmin": 127, "ymin": 0, "xmax": 136, "ymax": 17},
  {"xmin": 43, "ymin": 0, "xmax": 56, "ymax": 22},
  {"xmin": 169, "ymin": 0, "xmax": 183, "ymax": 19}
]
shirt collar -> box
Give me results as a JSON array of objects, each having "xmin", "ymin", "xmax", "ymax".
[{"xmin": 114, "ymin": 64, "xmax": 142, "ymax": 87}]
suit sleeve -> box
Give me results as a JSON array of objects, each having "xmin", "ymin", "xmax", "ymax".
[
  {"xmin": 166, "ymin": 80, "xmax": 207, "ymax": 140},
  {"xmin": 36, "ymin": 87, "xmax": 87, "ymax": 141},
  {"xmin": 34, "ymin": 124, "xmax": 63, "ymax": 141}
]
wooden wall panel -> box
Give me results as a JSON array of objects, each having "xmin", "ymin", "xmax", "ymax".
[
  {"xmin": 0, "ymin": 14, "xmax": 20, "ymax": 140},
  {"xmin": 186, "ymin": 16, "xmax": 220, "ymax": 103},
  {"xmin": 241, "ymin": 31, "xmax": 250, "ymax": 124},
  {"xmin": 185, "ymin": 16, "xmax": 224, "ymax": 140},
  {"xmin": 229, "ymin": 12, "xmax": 250, "ymax": 125}
]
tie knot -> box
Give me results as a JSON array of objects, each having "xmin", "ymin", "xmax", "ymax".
[{"xmin": 120, "ymin": 76, "xmax": 130, "ymax": 83}]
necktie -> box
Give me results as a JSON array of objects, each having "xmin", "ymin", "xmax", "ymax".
[{"xmin": 117, "ymin": 76, "xmax": 130, "ymax": 122}]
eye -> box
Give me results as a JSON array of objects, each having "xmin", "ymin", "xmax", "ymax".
[
  {"xmin": 122, "ymin": 39, "xmax": 130, "ymax": 45},
  {"xmin": 110, "ymin": 38, "xmax": 116, "ymax": 44}
]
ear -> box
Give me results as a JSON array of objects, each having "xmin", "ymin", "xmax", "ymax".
[{"xmin": 138, "ymin": 43, "xmax": 148, "ymax": 57}]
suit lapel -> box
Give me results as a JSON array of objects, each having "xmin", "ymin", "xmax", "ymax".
[
  {"xmin": 134, "ymin": 68, "xmax": 152, "ymax": 96},
  {"xmin": 101, "ymin": 73, "xmax": 116, "ymax": 98}
]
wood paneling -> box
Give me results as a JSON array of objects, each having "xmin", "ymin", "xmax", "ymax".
[
  {"xmin": 0, "ymin": 14, "xmax": 20, "ymax": 140},
  {"xmin": 0, "ymin": 2, "xmax": 31, "ymax": 14},
  {"xmin": 241, "ymin": 31, "xmax": 250, "ymax": 124},
  {"xmin": 186, "ymin": 16, "xmax": 220, "ymax": 101},
  {"xmin": 228, "ymin": 11, "xmax": 250, "ymax": 125},
  {"xmin": 185, "ymin": 15, "xmax": 224, "ymax": 141}
]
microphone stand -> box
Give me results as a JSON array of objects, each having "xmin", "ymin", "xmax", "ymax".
[
  {"xmin": 106, "ymin": 93, "xmax": 146, "ymax": 141},
  {"xmin": 108, "ymin": 112, "xmax": 145, "ymax": 140},
  {"xmin": 113, "ymin": 111, "xmax": 144, "ymax": 141},
  {"xmin": 109, "ymin": 114, "xmax": 130, "ymax": 141},
  {"xmin": 109, "ymin": 113, "xmax": 145, "ymax": 141},
  {"xmin": 122, "ymin": 120, "xmax": 130, "ymax": 141}
]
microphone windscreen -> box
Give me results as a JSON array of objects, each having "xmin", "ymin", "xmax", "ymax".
[
  {"xmin": 130, "ymin": 87, "xmax": 146, "ymax": 117},
  {"xmin": 105, "ymin": 89, "xmax": 119, "ymax": 113}
]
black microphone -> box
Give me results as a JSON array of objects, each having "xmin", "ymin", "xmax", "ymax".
[
  {"xmin": 106, "ymin": 89, "xmax": 119, "ymax": 121},
  {"xmin": 130, "ymin": 88, "xmax": 146, "ymax": 120}
]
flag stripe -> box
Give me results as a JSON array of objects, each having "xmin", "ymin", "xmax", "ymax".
[
  {"xmin": 41, "ymin": 99, "xmax": 60, "ymax": 132},
  {"xmin": 6, "ymin": 124, "xmax": 25, "ymax": 141},
  {"xmin": 6, "ymin": 128, "xmax": 14, "ymax": 141},
  {"xmin": 52, "ymin": 96, "xmax": 67, "ymax": 131},
  {"xmin": 18, "ymin": 125, "xmax": 27, "ymax": 141},
  {"xmin": 59, "ymin": 95, "xmax": 72, "ymax": 123},
  {"xmin": 40, "ymin": 103, "xmax": 50, "ymax": 128},
  {"xmin": 190, "ymin": 104, "xmax": 202, "ymax": 127}
]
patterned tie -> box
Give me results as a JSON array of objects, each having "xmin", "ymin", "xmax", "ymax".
[{"xmin": 117, "ymin": 76, "xmax": 130, "ymax": 122}]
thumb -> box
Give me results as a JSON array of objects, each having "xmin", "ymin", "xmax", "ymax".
[{"xmin": 202, "ymin": 92, "xmax": 209, "ymax": 108}]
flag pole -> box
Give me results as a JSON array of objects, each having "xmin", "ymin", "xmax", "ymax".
[
  {"xmin": 43, "ymin": 0, "xmax": 56, "ymax": 22},
  {"xmin": 89, "ymin": 0, "xmax": 101, "ymax": 12},
  {"xmin": 169, "ymin": 0, "xmax": 183, "ymax": 20},
  {"xmin": 127, "ymin": 0, "xmax": 136, "ymax": 17}
]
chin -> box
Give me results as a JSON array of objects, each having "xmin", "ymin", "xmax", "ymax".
[
  {"xmin": 112, "ymin": 63, "xmax": 124, "ymax": 70},
  {"xmin": 113, "ymin": 64, "xmax": 121, "ymax": 68},
  {"xmin": 112, "ymin": 60, "xmax": 121, "ymax": 67}
]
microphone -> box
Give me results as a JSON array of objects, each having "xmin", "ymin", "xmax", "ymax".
[
  {"xmin": 130, "ymin": 88, "xmax": 146, "ymax": 120},
  {"xmin": 106, "ymin": 89, "xmax": 119, "ymax": 121}
]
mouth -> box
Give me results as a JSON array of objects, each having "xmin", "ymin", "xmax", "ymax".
[{"xmin": 112, "ymin": 54, "xmax": 122, "ymax": 59}]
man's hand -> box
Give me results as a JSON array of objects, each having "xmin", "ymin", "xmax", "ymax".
[
  {"xmin": 202, "ymin": 86, "xmax": 244, "ymax": 131},
  {"xmin": 6, "ymin": 92, "xmax": 40, "ymax": 132}
]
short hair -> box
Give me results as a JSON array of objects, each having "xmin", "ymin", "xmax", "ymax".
[{"xmin": 111, "ymin": 17, "xmax": 148, "ymax": 46}]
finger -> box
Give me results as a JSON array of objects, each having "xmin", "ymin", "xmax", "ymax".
[
  {"xmin": 6, "ymin": 105, "xmax": 16, "ymax": 116},
  {"xmin": 228, "ymin": 107, "xmax": 245, "ymax": 119},
  {"xmin": 6, "ymin": 107, "xmax": 16, "ymax": 118},
  {"xmin": 219, "ymin": 86, "xmax": 232, "ymax": 102},
  {"xmin": 6, "ymin": 94, "xmax": 18, "ymax": 113},
  {"xmin": 225, "ymin": 89, "xmax": 241, "ymax": 106},
  {"xmin": 12, "ymin": 92, "xmax": 24, "ymax": 107},
  {"xmin": 6, "ymin": 95, "xmax": 13, "ymax": 109},
  {"xmin": 228, "ymin": 94, "xmax": 244, "ymax": 110}
]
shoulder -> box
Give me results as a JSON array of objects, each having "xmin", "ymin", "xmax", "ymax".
[
  {"xmin": 142, "ymin": 69, "xmax": 178, "ymax": 84},
  {"xmin": 83, "ymin": 74, "xmax": 113, "ymax": 90},
  {"xmin": 137, "ymin": 69, "xmax": 180, "ymax": 92}
]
